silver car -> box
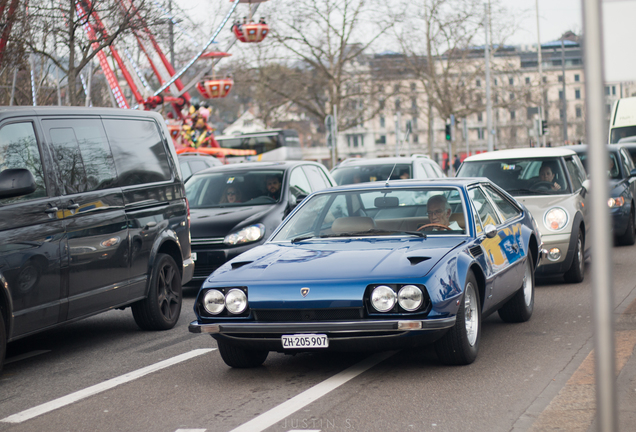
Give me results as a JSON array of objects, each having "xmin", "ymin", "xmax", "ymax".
[{"xmin": 458, "ymin": 148, "xmax": 589, "ymax": 283}]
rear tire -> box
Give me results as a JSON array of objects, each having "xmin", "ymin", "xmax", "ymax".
[
  {"xmin": 564, "ymin": 230, "xmax": 585, "ymax": 283},
  {"xmin": 435, "ymin": 272, "xmax": 481, "ymax": 365},
  {"xmin": 498, "ymin": 255, "xmax": 534, "ymax": 323},
  {"xmin": 0, "ymin": 308, "xmax": 6, "ymax": 374},
  {"xmin": 617, "ymin": 207, "xmax": 636, "ymax": 246},
  {"xmin": 132, "ymin": 253, "xmax": 182, "ymax": 330},
  {"xmin": 217, "ymin": 339, "xmax": 268, "ymax": 368}
]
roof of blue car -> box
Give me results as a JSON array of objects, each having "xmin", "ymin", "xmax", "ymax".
[{"xmin": 325, "ymin": 177, "xmax": 486, "ymax": 192}]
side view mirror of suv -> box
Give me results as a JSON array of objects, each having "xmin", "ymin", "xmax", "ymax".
[{"xmin": 0, "ymin": 168, "xmax": 36, "ymax": 199}]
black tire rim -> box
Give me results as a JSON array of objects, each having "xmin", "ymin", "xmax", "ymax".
[{"xmin": 157, "ymin": 262, "xmax": 180, "ymax": 321}]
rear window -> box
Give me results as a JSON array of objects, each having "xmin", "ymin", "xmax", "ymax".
[{"xmin": 331, "ymin": 164, "xmax": 411, "ymax": 185}]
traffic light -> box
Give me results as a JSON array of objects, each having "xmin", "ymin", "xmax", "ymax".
[
  {"xmin": 445, "ymin": 124, "xmax": 451, "ymax": 141},
  {"xmin": 541, "ymin": 120, "xmax": 548, "ymax": 135}
]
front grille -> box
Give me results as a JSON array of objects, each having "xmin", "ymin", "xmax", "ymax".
[
  {"xmin": 253, "ymin": 308, "xmax": 364, "ymax": 322},
  {"xmin": 191, "ymin": 237, "xmax": 224, "ymax": 246},
  {"xmin": 192, "ymin": 250, "xmax": 227, "ymax": 278}
]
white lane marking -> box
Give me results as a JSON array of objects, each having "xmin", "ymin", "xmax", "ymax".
[
  {"xmin": 229, "ymin": 351, "xmax": 395, "ymax": 432},
  {"xmin": 288, "ymin": 430, "xmax": 321, "ymax": 432},
  {"xmin": 1, "ymin": 348, "xmax": 215, "ymax": 424},
  {"xmin": 175, "ymin": 429, "xmax": 207, "ymax": 432},
  {"xmin": 4, "ymin": 350, "xmax": 51, "ymax": 365}
]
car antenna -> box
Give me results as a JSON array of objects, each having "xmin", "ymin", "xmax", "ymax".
[{"xmin": 385, "ymin": 121, "xmax": 412, "ymax": 186}]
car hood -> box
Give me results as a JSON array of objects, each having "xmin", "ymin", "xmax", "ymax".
[
  {"xmin": 190, "ymin": 205, "xmax": 275, "ymax": 238},
  {"xmin": 206, "ymin": 236, "xmax": 466, "ymax": 285}
]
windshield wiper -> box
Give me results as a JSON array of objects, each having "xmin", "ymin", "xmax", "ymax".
[
  {"xmin": 291, "ymin": 234, "xmax": 316, "ymax": 243},
  {"xmin": 321, "ymin": 229, "xmax": 427, "ymax": 238}
]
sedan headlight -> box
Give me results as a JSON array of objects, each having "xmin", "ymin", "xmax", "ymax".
[
  {"xmin": 225, "ymin": 288, "xmax": 248, "ymax": 314},
  {"xmin": 371, "ymin": 285, "xmax": 397, "ymax": 312},
  {"xmin": 608, "ymin": 197, "xmax": 625, "ymax": 208},
  {"xmin": 224, "ymin": 224, "xmax": 265, "ymax": 245},
  {"xmin": 203, "ymin": 289, "xmax": 225, "ymax": 315},
  {"xmin": 544, "ymin": 207, "xmax": 568, "ymax": 231},
  {"xmin": 398, "ymin": 285, "xmax": 423, "ymax": 311}
]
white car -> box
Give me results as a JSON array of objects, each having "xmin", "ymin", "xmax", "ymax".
[{"xmin": 457, "ymin": 148, "xmax": 589, "ymax": 283}]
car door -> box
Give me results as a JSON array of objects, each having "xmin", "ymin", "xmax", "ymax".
[
  {"xmin": 467, "ymin": 186, "xmax": 518, "ymax": 305},
  {"xmin": 0, "ymin": 120, "xmax": 66, "ymax": 337},
  {"xmin": 564, "ymin": 155, "xmax": 589, "ymax": 245},
  {"xmin": 619, "ymin": 147, "xmax": 636, "ymax": 203},
  {"xmin": 42, "ymin": 118, "xmax": 129, "ymax": 321}
]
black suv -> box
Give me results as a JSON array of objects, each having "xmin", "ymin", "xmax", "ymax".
[{"xmin": 0, "ymin": 107, "xmax": 194, "ymax": 372}]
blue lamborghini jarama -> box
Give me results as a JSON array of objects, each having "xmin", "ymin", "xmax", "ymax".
[{"xmin": 189, "ymin": 178, "xmax": 543, "ymax": 368}]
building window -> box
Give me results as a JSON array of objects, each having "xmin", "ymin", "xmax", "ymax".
[
  {"xmin": 477, "ymin": 129, "xmax": 484, "ymax": 140},
  {"xmin": 558, "ymin": 75, "xmax": 564, "ymax": 83},
  {"xmin": 560, "ymin": 109, "xmax": 564, "ymax": 119},
  {"xmin": 612, "ymin": 86, "xmax": 616, "ymax": 95},
  {"xmin": 559, "ymin": 90, "xmax": 564, "ymax": 100},
  {"xmin": 380, "ymin": 116, "xmax": 385, "ymax": 128},
  {"xmin": 606, "ymin": 86, "xmax": 611, "ymax": 95},
  {"xmin": 510, "ymin": 110, "xmax": 516, "ymax": 120},
  {"xmin": 378, "ymin": 85, "xmax": 384, "ymax": 93},
  {"xmin": 413, "ymin": 134, "xmax": 419, "ymax": 143},
  {"xmin": 509, "ymin": 77, "xmax": 514, "ymax": 85},
  {"xmin": 411, "ymin": 97, "xmax": 417, "ymax": 109},
  {"xmin": 376, "ymin": 135, "xmax": 386, "ymax": 145},
  {"xmin": 394, "ymin": 84, "xmax": 400, "ymax": 93},
  {"xmin": 411, "ymin": 117, "xmax": 418, "ymax": 130},
  {"xmin": 494, "ymin": 78, "xmax": 498, "ymax": 86},
  {"xmin": 542, "ymin": 76, "xmax": 547, "ymax": 83},
  {"xmin": 477, "ymin": 113, "xmax": 483, "ymax": 122},
  {"xmin": 509, "ymin": 92, "xmax": 514, "ymax": 101},
  {"xmin": 575, "ymin": 74, "xmax": 580, "ymax": 82},
  {"xmin": 575, "ymin": 89, "xmax": 581, "ymax": 99},
  {"xmin": 607, "ymin": 104, "xmax": 612, "ymax": 114},
  {"xmin": 379, "ymin": 99, "xmax": 385, "ymax": 110},
  {"xmin": 576, "ymin": 107, "xmax": 582, "ymax": 118},
  {"xmin": 395, "ymin": 98, "xmax": 401, "ymax": 110},
  {"xmin": 525, "ymin": 77, "xmax": 530, "ymax": 85},
  {"xmin": 411, "ymin": 82, "xmax": 417, "ymax": 91},
  {"xmin": 476, "ymin": 79, "xmax": 481, "ymax": 87}
]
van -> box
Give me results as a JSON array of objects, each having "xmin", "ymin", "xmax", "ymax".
[
  {"xmin": 0, "ymin": 107, "xmax": 194, "ymax": 372},
  {"xmin": 609, "ymin": 96, "xmax": 636, "ymax": 143}
]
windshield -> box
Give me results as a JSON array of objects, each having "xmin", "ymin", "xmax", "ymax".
[
  {"xmin": 610, "ymin": 126, "xmax": 636, "ymax": 144},
  {"xmin": 185, "ymin": 169, "xmax": 285, "ymax": 209},
  {"xmin": 272, "ymin": 187, "xmax": 466, "ymax": 241},
  {"xmin": 457, "ymin": 157, "xmax": 571, "ymax": 196},
  {"xmin": 331, "ymin": 164, "xmax": 412, "ymax": 185}
]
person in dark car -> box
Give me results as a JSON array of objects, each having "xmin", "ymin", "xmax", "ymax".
[
  {"xmin": 265, "ymin": 174, "xmax": 282, "ymax": 200},
  {"xmin": 220, "ymin": 185, "xmax": 242, "ymax": 204}
]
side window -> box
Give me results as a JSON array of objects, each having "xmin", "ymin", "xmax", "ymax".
[
  {"xmin": 620, "ymin": 148, "xmax": 634, "ymax": 175},
  {"xmin": 483, "ymin": 185, "xmax": 522, "ymax": 221},
  {"xmin": 102, "ymin": 119, "xmax": 171, "ymax": 186},
  {"xmin": 470, "ymin": 201, "xmax": 484, "ymax": 235},
  {"xmin": 468, "ymin": 187, "xmax": 501, "ymax": 227},
  {"xmin": 564, "ymin": 157, "xmax": 583, "ymax": 191},
  {"xmin": 0, "ymin": 122, "xmax": 47, "ymax": 203},
  {"xmin": 303, "ymin": 165, "xmax": 331, "ymax": 190},
  {"xmin": 180, "ymin": 161, "xmax": 192, "ymax": 180},
  {"xmin": 44, "ymin": 119, "xmax": 117, "ymax": 194},
  {"xmin": 289, "ymin": 167, "xmax": 312, "ymax": 198}
]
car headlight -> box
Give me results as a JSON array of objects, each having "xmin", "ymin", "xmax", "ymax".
[
  {"xmin": 608, "ymin": 197, "xmax": 625, "ymax": 208},
  {"xmin": 224, "ymin": 224, "xmax": 265, "ymax": 245},
  {"xmin": 203, "ymin": 289, "xmax": 225, "ymax": 315},
  {"xmin": 398, "ymin": 285, "xmax": 423, "ymax": 311},
  {"xmin": 544, "ymin": 207, "xmax": 568, "ymax": 231},
  {"xmin": 225, "ymin": 288, "xmax": 247, "ymax": 314},
  {"xmin": 371, "ymin": 285, "xmax": 397, "ymax": 312}
]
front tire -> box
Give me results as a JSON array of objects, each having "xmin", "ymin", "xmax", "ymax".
[
  {"xmin": 132, "ymin": 253, "xmax": 182, "ymax": 330},
  {"xmin": 435, "ymin": 272, "xmax": 481, "ymax": 365},
  {"xmin": 564, "ymin": 230, "xmax": 585, "ymax": 283},
  {"xmin": 498, "ymin": 255, "xmax": 534, "ymax": 323},
  {"xmin": 217, "ymin": 339, "xmax": 269, "ymax": 368},
  {"xmin": 617, "ymin": 207, "xmax": 636, "ymax": 246}
]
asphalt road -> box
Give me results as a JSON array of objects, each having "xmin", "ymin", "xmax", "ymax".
[{"xmin": 1, "ymin": 245, "xmax": 636, "ymax": 432}]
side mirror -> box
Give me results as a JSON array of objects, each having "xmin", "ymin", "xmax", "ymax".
[
  {"xmin": 295, "ymin": 194, "xmax": 308, "ymax": 205},
  {"xmin": 630, "ymin": 169, "xmax": 636, "ymax": 178},
  {"xmin": 484, "ymin": 224, "xmax": 498, "ymax": 239},
  {"xmin": 0, "ymin": 168, "xmax": 36, "ymax": 199}
]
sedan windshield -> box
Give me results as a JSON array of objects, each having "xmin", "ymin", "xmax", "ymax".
[
  {"xmin": 331, "ymin": 164, "xmax": 412, "ymax": 185},
  {"xmin": 272, "ymin": 187, "xmax": 467, "ymax": 241},
  {"xmin": 458, "ymin": 157, "xmax": 571, "ymax": 196},
  {"xmin": 185, "ymin": 169, "xmax": 285, "ymax": 208}
]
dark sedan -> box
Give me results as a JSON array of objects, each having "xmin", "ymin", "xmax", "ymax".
[
  {"xmin": 563, "ymin": 144, "xmax": 636, "ymax": 245},
  {"xmin": 185, "ymin": 161, "xmax": 336, "ymax": 286}
]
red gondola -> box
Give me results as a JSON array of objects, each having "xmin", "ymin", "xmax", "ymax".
[
  {"xmin": 196, "ymin": 78, "xmax": 233, "ymax": 99},
  {"xmin": 232, "ymin": 21, "xmax": 269, "ymax": 43}
]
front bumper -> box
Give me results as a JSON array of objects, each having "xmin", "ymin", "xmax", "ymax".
[
  {"xmin": 537, "ymin": 232, "xmax": 573, "ymax": 275},
  {"xmin": 182, "ymin": 256, "xmax": 195, "ymax": 285},
  {"xmin": 189, "ymin": 317, "xmax": 456, "ymax": 351},
  {"xmin": 611, "ymin": 205, "xmax": 630, "ymax": 237}
]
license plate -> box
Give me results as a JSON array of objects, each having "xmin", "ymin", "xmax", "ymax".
[
  {"xmin": 191, "ymin": 252, "xmax": 197, "ymax": 261},
  {"xmin": 281, "ymin": 334, "xmax": 329, "ymax": 349}
]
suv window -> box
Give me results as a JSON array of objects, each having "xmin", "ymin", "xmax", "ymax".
[
  {"xmin": 44, "ymin": 119, "xmax": 117, "ymax": 194},
  {"xmin": 0, "ymin": 122, "xmax": 46, "ymax": 203},
  {"xmin": 483, "ymin": 185, "xmax": 522, "ymax": 221},
  {"xmin": 290, "ymin": 167, "xmax": 312, "ymax": 198},
  {"xmin": 102, "ymin": 119, "xmax": 171, "ymax": 186},
  {"xmin": 303, "ymin": 164, "xmax": 331, "ymax": 190}
]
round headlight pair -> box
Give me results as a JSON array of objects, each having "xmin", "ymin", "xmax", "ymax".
[
  {"xmin": 203, "ymin": 289, "xmax": 247, "ymax": 315},
  {"xmin": 370, "ymin": 285, "xmax": 423, "ymax": 312},
  {"xmin": 544, "ymin": 207, "xmax": 568, "ymax": 231}
]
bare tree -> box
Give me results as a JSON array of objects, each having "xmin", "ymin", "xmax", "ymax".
[
  {"xmin": 250, "ymin": 0, "xmax": 396, "ymax": 136},
  {"xmin": 20, "ymin": 0, "xmax": 162, "ymax": 106}
]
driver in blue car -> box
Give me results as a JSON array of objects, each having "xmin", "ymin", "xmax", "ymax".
[
  {"xmin": 425, "ymin": 194, "xmax": 461, "ymax": 230},
  {"xmin": 538, "ymin": 162, "xmax": 561, "ymax": 191}
]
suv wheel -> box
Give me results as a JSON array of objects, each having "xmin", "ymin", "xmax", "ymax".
[
  {"xmin": 617, "ymin": 207, "xmax": 636, "ymax": 246},
  {"xmin": 132, "ymin": 253, "xmax": 182, "ymax": 330}
]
